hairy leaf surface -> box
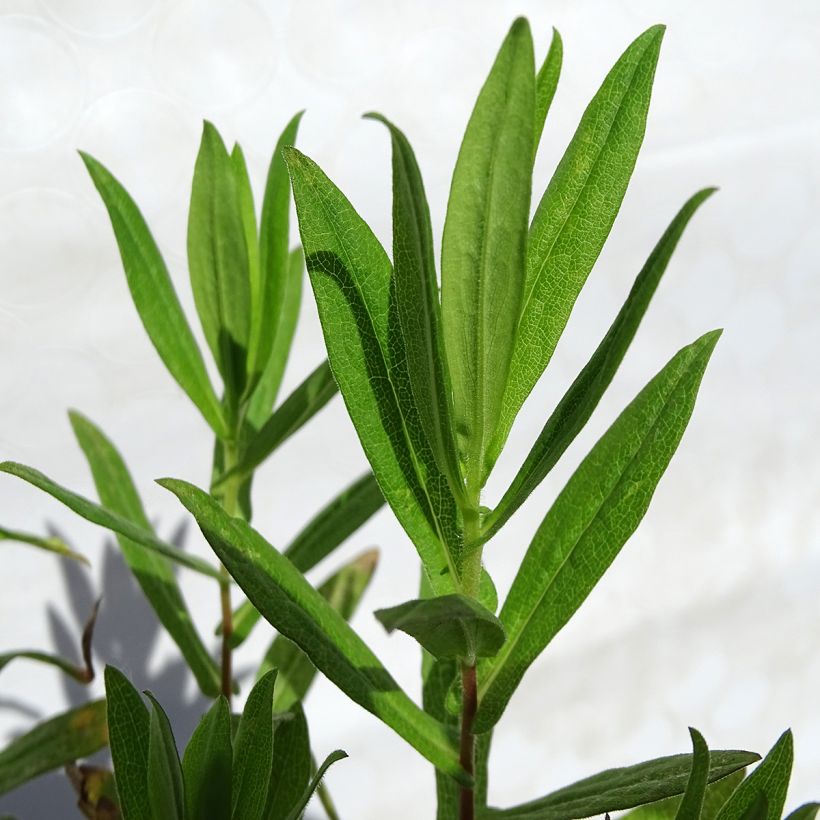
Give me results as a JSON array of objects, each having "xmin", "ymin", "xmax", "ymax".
[
  {"xmin": 476, "ymin": 331, "xmax": 721, "ymax": 731},
  {"xmin": 0, "ymin": 700, "xmax": 107, "ymax": 797},
  {"xmin": 285, "ymin": 147, "xmax": 461, "ymax": 592},
  {"xmin": 375, "ymin": 594, "xmax": 505, "ymax": 661},
  {"xmin": 80, "ymin": 152, "xmax": 225, "ymax": 435},
  {"xmin": 715, "ymin": 731, "xmax": 793, "ymax": 820},
  {"xmin": 488, "ymin": 25, "xmax": 665, "ymax": 477},
  {"xmin": 105, "ymin": 666, "xmax": 150, "ymax": 820},
  {"xmin": 480, "ymin": 749, "xmax": 758, "ymax": 819},
  {"xmin": 441, "ymin": 17, "xmax": 535, "ymax": 485},
  {"xmin": 485, "ymin": 188, "xmax": 716, "ymax": 540},
  {"xmin": 188, "ymin": 121, "xmax": 251, "ymax": 405},
  {"xmin": 162, "ymin": 478, "xmax": 466, "ymax": 782}
]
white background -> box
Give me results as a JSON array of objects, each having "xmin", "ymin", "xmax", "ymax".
[{"xmin": 0, "ymin": 0, "xmax": 818, "ymax": 816}]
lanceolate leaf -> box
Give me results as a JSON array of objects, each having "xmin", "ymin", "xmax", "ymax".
[
  {"xmin": 488, "ymin": 25, "xmax": 665, "ymax": 478},
  {"xmin": 230, "ymin": 143, "xmax": 261, "ymax": 324},
  {"xmin": 715, "ymin": 730, "xmax": 793, "ymax": 820},
  {"xmin": 740, "ymin": 796, "xmax": 769, "ymax": 820},
  {"xmin": 79, "ymin": 152, "xmax": 226, "ymax": 436},
  {"xmin": 188, "ymin": 121, "xmax": 252, "ymax": 406},
  {"xmin": 479, "ymin": 749, "xmax": 758, "ymax": 819},
  {"xmin": 247, "ymin": 247, "xmax": 305, "ymax": 428},
  {"xmin": 105, "ymin": 666, "xmax": 150, "ymax": 820},
  {"xmin": 283, "ymin": 750, "xmax": 347, "ymax": 820},
  {"xmin": 231, "ymin": 670, "xmax": 276, "ymax": 820},
  {"xmin": 0, "ymin": 650, "xmax": 91, "ymax": 683},
  {"xmin": 218, "ymin": 474, "xmax": 384, "ymax": 649},
  {"xmin": 786, "ymin": 805, "xmax": 820, "ymax": 820},
  {"xmin": 161, "ymin": 478, "xmax": 466, "ymax": 783},
  {"xmin": 70, "ymin": 411, "xmax": 221, "ymax": 697},
  {"xmin": 284, "ymin": 146, "xmax": 461, "ymax": 593},
  {"xmin": 476, "ymin": 330, "xmax": 721, "ymax": 731},
  {"xmin": 261, "ymin": 549, "xmax": 379, "ymax": 712},
  {"xmin": 441, "ymin": 16, "xmax": 535, "ymax": 486},
  {"xmin": 365, "ymin": 112, "xmax": 463, "ymax": 498},
  {"xmin": 265, "ymin": 706, "xmax": 311, "ymax": 820},
  {"xmin": 0, "ymin": 462, "xmax": 221, "ymax": 581},
  {"xmin": 0, "ymin": 598, "xmax": 97, "ymax": 683},
  {"xmin": 676, "ymin": 729, "xmax": 711, "ymax": 820},
  {"xmin": 0, "ymin": 700, "xmax": 107, "ymax": 797},
  {"xmin": 622, "ymin": 768, "xmax": 747, "ymax": 820},
  {"xmin": 219, "ymin": 360, "xmax": 338, "ymax": 486},
  {"xmin": 375, "ymin": 594, "xmax": 505, "ymax": 662},
  {"xmin": 484, "ymin": 187, "xmax": 717, "ymax": 541},
  {"xmin": 182, "ymin": 697, "xmax": 233, "ymax": 820},
  {"xmin": 0, "ymin": 525, "xmax": 88, "ymax": 565},
  {"xmin": 145, "ymin": 694, "xmax": 184, "ymax": 820},
  {"xmin": 251, "ymin": 111, "xmax": 304, "ymax": 384},
  {"xmin": 533, "ymin": 28, "xmax": 563, "ymax": 156}
]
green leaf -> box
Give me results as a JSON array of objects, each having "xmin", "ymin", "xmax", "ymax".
[
  {"xmin": 260, "ymin": 549, "xmax": 379, "ymax": 712},
  {"xmin": 251, "ymin": 111, "xmax": 304, "ymax": 386},
  {"xmin": 739, "ymin": 795, "xmax": 769, "ymax": 820},
  {"xmin": 247, "ymin": 247, "xmax": 304, "ymax": 428},
  {"xmin": 622, "ymin": 768, "xmax": 747, "ymax": 820},
  {"xmin": 264, "ymin": 705, "xmax": 311, "ymax": 820},
  {"xmin": 488, "ymin": 25, "xmax": 665, "ymax": 477},
  {"xmin": 182, "ymin": 697, "xmax": 233, "ymax": 820},
  {"xmin": 364, "ymin": 112, "xmax": 462, "ymax": 499},
  {"xmin": 231, "ymin": 670, "xmax": 276, "ymax": 820},
  {"xmin": 145, "ymin": 694, "xmax": 184, "ymax": 820},
  {"xmin": 283, "ymin": 749, "xmax": 347, "ymax": 820},
  {"xmin": 440, "ymin": 17, "xmax": 535, "ymax": 487},
  {"xmin": 476, "ymin": 330, "xmax": 721, "ymax": 732},
  {"xmin": 484, "ymin": 188, "xmax": 716, "ymax": 540},
  {"xmin": 105, "ymin": 665, "xmax": 150, "ymax": 820},
  {"xmin": 188, "ymin": 121, "xmax": 252, "ymax": 407},
  {"xmin": 70, "ymin": 410, "xmax": 221, "ymax": 697},
  {"xmin": 0, "ymin": 650, "xmax": 90, "ymax": 682},
  {"xmin": 0, "ymin": 699, "xmax": 107, "ymax": 797},
  {"xmin": 675, "ymin": 729, "xmax": 711, "ymax": 820},
  {"xmin": 534, "ymin": 28, "xmax": 562, "ymax": 156},
  {"xmin": 285, "ymin": 146, "xmax": 461, "ymax": 594},
  {"xmin": 219, "ymin": 473, "xmax": 384, "ymax": 649},
  {"xmin": 786, "ymin": 804, "xmax": 820, "ymax": 820},
  {"xmin": 375, "ymin": 594, "xmax": 505, "ymax": 662},
  {"xmin": 0, "ymin": 461, "xmax": 222, "ymax": 581},
  {"xmin": 161, "ymin": 478, "xmax": 466, "ymax": 783},
  {"xmin": 479, "ymin": 749, "xmax": 759, "ymax": 819},
  {"xmin": 218, "ymin": 360, "xmax": 338, "ymax": 487},
  {"xmin": 715, "ymin": 730, "xmax": 793, "ymax": 820},
  {"xmin": 0, "ymin": 598, "xmax": 98, "ymax": 684},
  {"xmin": 79, "ymin": 151, "xmax": 226, "ymax": 436},
  {"xmin": 0, "ymin": 525, "xmax": 88, "ymax": 565},
  {"xmin": 230, "ymin": 143, "xmax": 261, "ymax": 327}
]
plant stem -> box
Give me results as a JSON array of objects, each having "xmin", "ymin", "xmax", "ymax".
[
  {"xmin": 217, "ymin": 440, "xmax": 242, "ymax": 706},
  {"xmin": 459, "ymin": 501, "xmax": 482, "ymax": 819},
  {"xmin": 459, "ymin": 662, "xmax": 478, "ymax": 820},
  {"xmin": 219, "ymin": 569, "xmax": 233, "ymax": 703}
]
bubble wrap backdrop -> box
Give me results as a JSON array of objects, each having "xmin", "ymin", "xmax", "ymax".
[{"xmin": 0, "ymin": 0, "xmax": 818, "ymax": 815}]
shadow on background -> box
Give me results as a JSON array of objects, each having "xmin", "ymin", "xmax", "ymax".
[{"xmin": 0, "ymin": 522, "xmax": 210, "ymax": 818}]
